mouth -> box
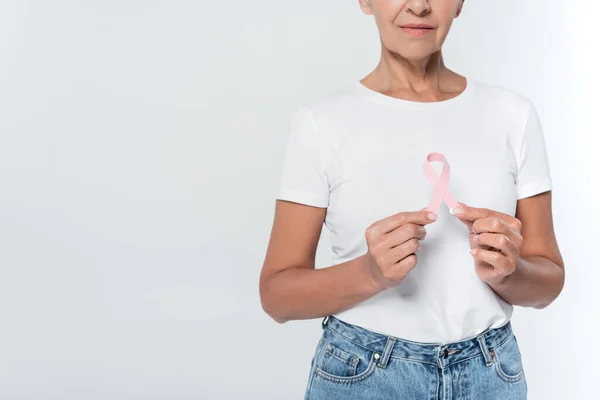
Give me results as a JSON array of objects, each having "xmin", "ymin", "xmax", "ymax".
[
  {"xmin": 400, "ymin": 23, "xmax": 434, "ymax": 29},
  {"xmin": 400, "ymin": 26, "xmax": 434, "ymax": 37}
]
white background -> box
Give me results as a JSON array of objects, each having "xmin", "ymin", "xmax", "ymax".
[{"xmin": 0, "ymin": 1, "xmax": 597, "ymax": 399}]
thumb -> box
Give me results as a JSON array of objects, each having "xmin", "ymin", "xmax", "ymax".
[{"xmin": 420, "ymin": 206, "xmax": 438, "ymax": 222}]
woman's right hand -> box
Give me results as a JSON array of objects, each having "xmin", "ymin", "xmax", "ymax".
[{"xmin": 363, "ymin": 208, "xmax": 438, "ymax": 292}]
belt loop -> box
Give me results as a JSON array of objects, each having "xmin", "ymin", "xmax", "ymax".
[
  {"xmin": 321, "ymin": 315, "xmax": 330, "ymax": 329},
  {"xmin": 377, "ymin": 336, "xmax": 396, "ymax": 369},
  {"xmin": 476, "ymin": 333, "xmax": 494, "ymax": 366}
]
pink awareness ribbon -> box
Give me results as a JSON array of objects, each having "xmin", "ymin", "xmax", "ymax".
[{"xmin": 423, "ymin": 152, "xmax": 460, "ymax": 214}]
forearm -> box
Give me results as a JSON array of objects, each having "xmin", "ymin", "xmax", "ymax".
[
  {"xmin": 261, "ymin": 254, "xmax": 383, "ymax": 323},
  {"xmin": 488, "ymin": 255, "xmax": 564, "ymax": 309}
]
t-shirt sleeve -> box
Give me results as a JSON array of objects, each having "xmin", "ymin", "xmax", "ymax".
[
  {"xmin": 515, "ymin": 99, "xmax": 553, "ymax": 199},
  {"xmin": 276, "ymin": 106, "xmax": 333, "ymax": 208}
]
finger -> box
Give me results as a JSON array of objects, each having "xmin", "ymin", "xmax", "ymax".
[
  {"xmin": 386, "ymin": 223, "xmax": 427, "ymax": 248},
  {"xmin": 468, "ymin": 237, "xmax": 497, "ymax": 259},
  {"xmin": 473, "ymin": 232, "xmax": 518, "ymax": 258},
  {"xmin": 471, "ymin": 216, "xmax": 515, "ymax": 239},
  {"xmin": 471, "ymin": 247, "xmax": 512, "ymax": 274},
  {"xmin": 468, "ymin": 231, "xmax": 484, "ymax": 249},
  {"xmin": 385, "ymin": 238, "xmax": 420, "ymax": 266},
  {"xmin": 474, "ymin": 261, "xmax": 504, "ymax": 283},
  {"xmin": 450, "ymin": 201, "xmax": 508, "ymax": 223},
  {"xmin": 378, "ymin": 209, "xmax": 437, "ymax": 235},
  {"xmin": 388, "ymin": 254, "xmax": 419, "ymax": 282},
  {"xmin": 507, "ymin": 217, "xmax": 522, "ymax": 234}
]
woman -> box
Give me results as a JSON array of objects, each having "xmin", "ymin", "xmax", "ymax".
[{"xmin": 259, "ymin": 0, "xmax": 564, "ymax": 399}]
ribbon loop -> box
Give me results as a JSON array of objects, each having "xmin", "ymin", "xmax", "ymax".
[{"xmin": 423, "ymin": 152, "xmax": 459, "ymax": 214}]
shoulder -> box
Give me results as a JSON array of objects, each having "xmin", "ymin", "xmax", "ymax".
[
  {"xmin": 295, "ymin": 82, "xmax": 366, "ymax": 122},
  {"xmin": 290, "ymin": 82, "xmax": 363, "ymax": 143},
  {"xmin": 471, "ymin": 78, "xmax": 534, "ymax": 117}
]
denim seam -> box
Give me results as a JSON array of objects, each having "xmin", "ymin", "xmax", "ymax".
[
  {"xmin": 326, "ymin": 323, "xmax": 513, "ymax": 369},
  {"xmin": 490, "ymin": 333, "xmax": 512, "ymax": 352},
  {"xmin": 326, "ymin": 325, "xmax": 382, "ymax": 354},
  {"xmin": 459, "ymin": 360, "xmax": 466, "ymax": 399},
  {"xmin": 388, "ymin": 354, "xmax": 440, "ymax": 367},
  {"xmin": 327, "ymin": 325, "xmax": 441, "ymax": 367},
  {"xmin": 314, "ymin": 355, "xmax": 377, "ymax": 384},
  {"xmin": 493, "ymin": 356, "xmax": 523, "ymax": 383},
  {"xmin": 491, "ymin": 335, "xmax": 523, "ymax": 383},
  {"xmin": 435, "ymin": 367, "xmax": 440, "ymax": 400},
  {"xmin": 324, "ymin": 351, "xmax": 358, "ymax": 375},
  {"xmin": 328, "ymin": 350, "xmax": 358, "ymax": 365},
  {"xmin": 324, "ymin": 354, "xmax": 357, "ymax": 376},
  {"xmin": 435, "ymin": 353, "xmax": 486, "ymax": 369}
]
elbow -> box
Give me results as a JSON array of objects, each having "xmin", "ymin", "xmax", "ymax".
[
  {"xmin": 271, "ymin": 314, "xmax": 289, "ymax": 324},
  {"xmin": 259, "ymin": 276, "xmax": 288, "ymax": 324},
  {"xmin": 261, "ymin": 298, "xmax": 289, "ymax": 324},
  {"xmin": 534, "ymin": 266, "xmax": 565, "ymax": 310},
  {"xmin": 261, "ymin": 296, "xmax": 288, "ymax": 324}
]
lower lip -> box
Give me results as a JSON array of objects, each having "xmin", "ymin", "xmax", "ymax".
[{"xmin": 400, "ymin": 27, "xmax": 434, "ymax": 37}]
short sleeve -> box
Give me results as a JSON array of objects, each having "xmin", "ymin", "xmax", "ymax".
[
  {"xmin": 276, "ymin": 106, "xmax": 333, "ymax": 208},
  {"xmin": 515, "ymin": 99, "xmax": 553, "ymax": 199}
]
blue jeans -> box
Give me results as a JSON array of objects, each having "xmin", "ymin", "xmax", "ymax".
[{"xmin": 304, "ymin": 315, "xmax": 527, "ymax": 399}]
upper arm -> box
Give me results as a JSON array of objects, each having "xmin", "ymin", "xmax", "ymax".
[
  {"xmin": 513, "ymin": 98, "xmax": 562, "ymax": 267},
  {"xmin": 259, "ymin": 200, "xmax": 326, "ymax": 291},
  {"xmin": 260, "ymin": 105, "xmax": 333, "ymax": 294},
  {"xmin": 515, "ymin": 191, "xmax": 563, "ymax": 269},
  {"xmin": 513, "ymin": 98, "xmax": 553, "ymax": 200}
]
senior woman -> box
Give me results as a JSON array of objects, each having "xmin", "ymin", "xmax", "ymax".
[{"xmin": 259, "ymin": 1, "xmax": 564, "ymax": 399}]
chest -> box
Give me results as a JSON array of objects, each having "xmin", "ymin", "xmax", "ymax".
[{"xmin": 324, "ymin": 114, "xmax": 519, "ymax": 238}]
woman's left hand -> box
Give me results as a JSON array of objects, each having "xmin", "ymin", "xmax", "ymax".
[{"xmin": 448, "ymin": 202, "xmax": 523, "ymax": 285}]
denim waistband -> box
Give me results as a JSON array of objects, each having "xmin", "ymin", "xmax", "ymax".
[{"xmin": 321, "ymin": 315, "xmax": 514, "ymax": 368}]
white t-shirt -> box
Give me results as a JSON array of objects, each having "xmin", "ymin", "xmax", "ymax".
[{"xmin": 276, "ymin": 77, "xmax": 553, "ymax": 344}]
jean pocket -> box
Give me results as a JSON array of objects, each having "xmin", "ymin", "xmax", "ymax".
[
  {"xmin": 490, "ymin": 333, "xmax": 525, "ymax": 383},
  {"xmin": 314, "ymin": 329, "xmax": 377, "ymax": 384}
]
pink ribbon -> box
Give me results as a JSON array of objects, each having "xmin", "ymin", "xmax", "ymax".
[{"xmin": 423, "ymin": 152, "xmax": 459, "ymax": 214}]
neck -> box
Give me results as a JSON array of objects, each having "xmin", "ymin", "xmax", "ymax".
[{"xmin": 371, "ymin": 47, "xmax": 450, "ymax": 91}]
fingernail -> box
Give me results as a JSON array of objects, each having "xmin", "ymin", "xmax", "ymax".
[
  {"xmin": 450, "ymin": 207, "xmax": 464, "ymax": 215},
  {"xmin": 428, "ymin": 212, "xmax": 438, "ymax": 220},
  {"xmin": 474, "ymin": 234, "xmax": 480, "ymax": 241},
  {"xmin": 469, "ymin": 249, "xmax": 476, "ymax": 255}
]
